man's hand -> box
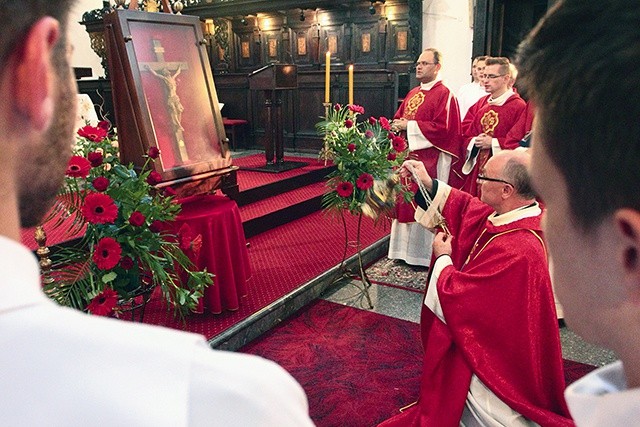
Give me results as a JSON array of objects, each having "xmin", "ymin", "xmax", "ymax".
[
  {"xmin": 433, "ymin": 231, "xmax": 452, "ymax": 258},
  {"xmin": 400, "ymin": 160, "xmax": 433, "ymax": 191},
  {"xmin": 474, "ymin": 133, "xmax": 493, "ymax": 149},
  {"xmin": 391, "ymin": 118, "xmax": 408, "ymax": 132}
]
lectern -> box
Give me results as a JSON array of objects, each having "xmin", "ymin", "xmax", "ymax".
[{"xmin": 249, "ymin": 64, "xmax": 306, "ymax": 172}]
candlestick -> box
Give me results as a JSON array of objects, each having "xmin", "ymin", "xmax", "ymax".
[
  {"xmin": 348, "ymin": 65, "xmax": 354, "ymax": 105},
  {"xmin": 325, "ymin": 52, "xmax": 331, "ymax": 103}
]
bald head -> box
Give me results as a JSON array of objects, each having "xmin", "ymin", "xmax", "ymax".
[{"xmin": 489, "ymin": 150, "xmax": 537, "ymax": 200}]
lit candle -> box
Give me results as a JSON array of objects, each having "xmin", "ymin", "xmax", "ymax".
[
  {"xmin": 348, "ymin": 65, "xmax": 354, "ymax": 105},
  {"xmin": 325, "ymin": 52, "xmax": 331, "ymax": 103}
]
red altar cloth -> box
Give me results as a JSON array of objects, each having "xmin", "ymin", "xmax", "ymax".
[{"xmin": 172, "ymin": 195, "xmax": 250, "ymax": 314}]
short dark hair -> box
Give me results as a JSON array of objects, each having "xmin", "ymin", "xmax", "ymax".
[
  {"xmin": 484, "ymin": 57, "xmax": 510, "ymax": 76},
  {"xmin": 503, "ymin": 157, "xmax": 536, "ymax": 200},
  {"xmin": 474, "ymin": 55, "xmax": 488, "ymax": 63},
  {"xmin": 516, "ymin": 0, "xmax": 640, "ymax": 230},
  {"xmin": 0, "ymin": 1, "xmax": 75, "ymax": 73},
  {"xmin": 424, "ymin": 48, "xmax": 442, "ymax": 65}
]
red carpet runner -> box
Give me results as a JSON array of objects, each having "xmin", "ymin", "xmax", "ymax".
[{"xmin": 241, "ymin": 299, "xmax": 597, "ymax": 427}]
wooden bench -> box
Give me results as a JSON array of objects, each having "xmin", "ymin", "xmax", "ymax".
[{"xmin": 222, "ymin": 118, "xmax": 249, "ymax": 149}]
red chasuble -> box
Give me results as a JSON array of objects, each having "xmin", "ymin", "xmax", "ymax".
[
  {"xmin": 505, "ymin": 101, "xmax": 535, "ymax": 148},
  {"xmin": 379, "ymin": 189, "xmax": 573, "ymax": 427},
  {"xmin": 394, "ymin": 81, "xmax": 462, "ymax": 222},
  {"xmin": 461, "ymin": 93, "xmax": 526, "ymax": 196}
]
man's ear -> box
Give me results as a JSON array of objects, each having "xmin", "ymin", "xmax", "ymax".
[
  {"xmin": 614, "ymin": 208, "xmax": 640, "ymax": 301},
  {"xmin": 12, "ymin": 17, "xmax": 60, "ymax": 131}
]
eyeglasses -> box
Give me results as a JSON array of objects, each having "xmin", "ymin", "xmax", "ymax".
[
  {"xmin": 484, "ymin": 74, "xmax": 507, "ymax": 79},
  {"xmin": 415, "ymin": 61, "xmax": 436, "ymax": 67},
  {"xmin": 477, "ymin": 174, "xmax": 513, "ymax": 186}
]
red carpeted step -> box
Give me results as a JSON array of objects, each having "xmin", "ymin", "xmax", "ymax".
[
  {"xmin": 234, "ymin": 155, "xmax": 333, "ymax": 191},
  {"xmin": 238, "ymin": 181, "xmax": 326, "ymax": 222}
]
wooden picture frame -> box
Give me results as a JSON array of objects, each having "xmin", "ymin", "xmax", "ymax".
[{"xmin": 104, "ymin": 10, "xmax": 235, "ymax": 195}]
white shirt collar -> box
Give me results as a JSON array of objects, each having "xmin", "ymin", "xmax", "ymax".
[
  {"xmin": 0, "ymin": 235, "xmax": 50, "ymax": 313},
  {"xmin": 488, "ymin": 202, "xmax": 541, "ymax": 226},
  {"xmin": 420, "ymin": 78, "xmax": 441, "ymax": 91},
  {"xmin": 565, "ymin": 361, "xmax": 640, "ymax": 424},
  {"xmin": 487, "ymin": 88, "xmax": 514, "ymax": 106}
]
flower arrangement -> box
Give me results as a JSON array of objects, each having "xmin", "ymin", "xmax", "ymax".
[
  {"xmin": 44, "ymin": 122, "xmax": 213, "ymax": 318},
  {"xmin": 317, "ymin": 104, "xmax": 412, "ymax": 219}
]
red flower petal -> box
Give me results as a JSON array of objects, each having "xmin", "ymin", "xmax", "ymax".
[
  {"xmin": 92, "ymin": 237, "xmax": 122, "ymax": 270},
  {"xmin": 356, "ymin": 173, "xmax": 374, "ymax": 190},
  {"xmin": 66, "ymin": 155, "xmax": 92, "ymax": 178},
  {"xmin": 128, "ymin": 211, "xmax": 146, "ymax": 227},
  {"xmin": 86, "ymin": 287, "xmax": 119, "ymax": 316},
  {"xmin": 336, "ymin": 181, "xmax": 354, "ymax": 197},
  {"xmin": 82, "ymin": 193, "xmax": 118, "ymax": 224}
]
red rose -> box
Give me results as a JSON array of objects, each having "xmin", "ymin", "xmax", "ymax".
[
  {"xmin": 82, "ymin": 192, "xmax": 118, "ymax": 224},
  {"xmin": 344, "ymin": 119, "xmax": 354, "ymax": 128},
  {"xmin": 86, "ymin": 287, "xmax": 119, "ymax": 316},
  {"xmin": 387, "ymin": 152, "xmax": 397, "ymax": 161},
  {"xmin": 347, "ymin": 143, "xmax": 357, "ymax": 153},
  {"xmin": 348, "ymin": 104, "xmax": 365, "ymax": 114},
  {"xmin": 97, "ymin": 120, "xmax": 111, "ymax": 131},
  {"xmin": 78, "ymin": 125, "xmax": 108, "ymax": 142},
  {"xmin": 379, "ymin": 117, "xmax": 391, "ymax": 131},
  {"xmin": 334, "ymin": 103, "xmax": 342, "ymax": 111},
  {"xmin": 92, "ymin": 237, "xmax": 122, "ymax": 270},
  {"xmin": 356, "ymin": 173, "xmax": 374, "ymax": 190},
  {"xmin": 392, "ymin": 135, "xmax": 408, "ymax": 152},
  {"xmin": 336, "ymin": 181, "xmax": 354, "ymax": 197},
  {"xmin": 149, "ymin": 220, "xmax": 164, "ymax": 233},
  {"xmin": 120, "ymin": 256, "xmax": 135, "ymax": 270},
  {"xmin": 148, "ymin": 146, "xmax": 160, "ymax": 159},
  {"xmin": 87, "ymin": 151, "xmax": 103, "ymax": 167},
  {"xmin": 66, "ymin": 155, "xmax": 92, "ymax": 178},
  {"xmin": 368, "ymin": 117, "xmax": 377, "ymax": 125},
  {"xmin": 129, "ymin": 211, "xmax": 146, "ymax": 227},
  {"xmin": 92, "ymin": 176, "xmax": 109, "ymax": 192},
  {"xmin": 146, "ymin": 171, "xmax": 162, "ymax": 185}
]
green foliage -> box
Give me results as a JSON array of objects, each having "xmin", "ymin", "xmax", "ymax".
[{"xmin": 317, "ymin": 104, "xmax": 410, "ymax": 218}]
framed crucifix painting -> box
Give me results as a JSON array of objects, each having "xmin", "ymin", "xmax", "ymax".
[{"xmin": 104, "ymin": 9, "xmax": 236, "ymax": 197}]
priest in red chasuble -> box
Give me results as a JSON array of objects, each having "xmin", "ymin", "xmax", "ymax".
[
  {"xmin": 460, "ymin": 57, "xmax": 526, "ymax": 196},
  {"xmin": 379, "ymin": 151, "xmax": 572, "ymax": 427},
  {"xmin": 387, "ymin": 48, "xmax": 462, "ymax": 267}
]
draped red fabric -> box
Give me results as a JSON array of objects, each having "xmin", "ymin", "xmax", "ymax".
[{"xmin": 380, "ymin": 189, "xmax": 573, "ymax": 426}]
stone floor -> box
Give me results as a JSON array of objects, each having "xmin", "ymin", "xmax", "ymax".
[{"xmin": 321, "ymin": 258, "xmax": 618, "ymax": 367}]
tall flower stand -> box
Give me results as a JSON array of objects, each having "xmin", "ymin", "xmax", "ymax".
[{"xmin": 331, "ymin": 210, "xmax": 374, "ymax": 309}]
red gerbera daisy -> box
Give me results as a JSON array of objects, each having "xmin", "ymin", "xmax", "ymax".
[
  {"xmin": 379, "ymin": 117, "xmax": 391, "ymax": 131},
  {"xmin": 336, "ymin": 181, "xmax": 354, "ymax": 197},
  {"xmin": 356, "ymin": 173, "xmax": 374, "ymax": 190},
  {"xmin": 86, "ymin": 287, "xmax": 119, "ymax": 316},
  {"xmin": 92, "ymin": 237, "xmax": 122, "ymax": 270},
  {"xmin": 82, "ymin": 192, "xmax": 118, "ymax": 224},
  {"xmin": 348, "ymin": 104, "xmax": 365, "ymax": 114},
  {"xmin": 78, "ymin": 125, "xmax": 108, "ymax": 142},
  {"xmin": 92, "ymin": 176, "xmax": 109, "ymax": 192},
  {"xmin": 128, "ymin": 211, "xmax": 146, "ymax": 227},
  {"xmin": 66, "ymin": 155, "xmax": 92, "ymax": 178},
  {"xmin": 392, "ymin": 135, "xmax": 408, "ymax": 152}
]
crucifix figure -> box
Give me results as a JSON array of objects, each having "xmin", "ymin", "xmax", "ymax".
[{"xmin": 140, "ymin": 39, "xmax": 190, "ymax": 162}]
